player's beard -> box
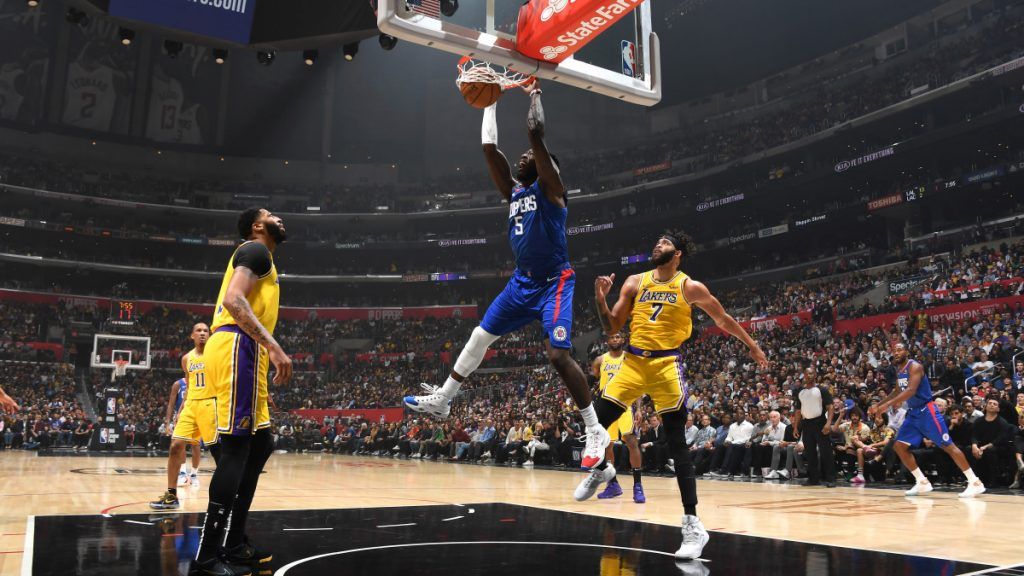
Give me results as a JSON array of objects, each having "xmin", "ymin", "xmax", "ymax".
[
  {"xmin": 265, "ymin": 221, "xmax": 287, "ymax": 244},
  {"xmin": 652, "ymin": 249, "xmax": 674, "ymax": 266}
]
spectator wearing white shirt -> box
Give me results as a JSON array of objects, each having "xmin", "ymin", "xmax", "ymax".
[
  {"xmin": 759, "ymin": 411, "xmax": 788, "ymax": 478},
  {"xmin": 712, "ymin": 410, "xmax": 754, "ymax": 478}
]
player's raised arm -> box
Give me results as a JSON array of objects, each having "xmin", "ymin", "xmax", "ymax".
[
  {"xmin": 684, "ymin": 279, "xmax": 768, "ymax": 367},
  {"xmin": 594, "ymin": 273, "xmax": 639, "ymax": 336},
  {"xmin": 523, "ymin": 81, "xmax": 565, "ymax": 203},
  {"xmin": 481, "ymin": 104, "xmax": 516, "ymax": 201},
  {"xmin": 0, "ymin": 385, "xmax": 18, "ymax": 414},
  {"xmin": 591, "ymin": 356, "xmax": 603, "ymax": 380}
]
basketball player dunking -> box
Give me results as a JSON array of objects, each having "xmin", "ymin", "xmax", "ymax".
[
  {"xmin": 868, "ymin": 342, "xmax": 986, "ymax": 498},
  {"xmin": 193, "ymin": 208, "xmax": 292, "ymax": 576},
  {"xmin": 588, "ymin": 231, "xmax": 768, "ymax": 561},
  {"xmin": 404, "ymin": 80, "xmax": 611, "ymax": 469},
  {"xmin": 591, "ymin": 332, "xmax": 646, "ymax": 503},
  {"xmin": 150, "ymin": 322, "xmax": 210, "ymax": 511}
]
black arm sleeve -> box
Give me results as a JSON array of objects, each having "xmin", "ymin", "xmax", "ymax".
[{"xmin": 232, "ymin": 242, "xmax": 272, "ymax": 277}]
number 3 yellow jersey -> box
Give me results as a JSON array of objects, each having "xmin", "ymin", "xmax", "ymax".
[{"xmin": 629, "ymin": 270, "xmax": 693, "ymax": 351}]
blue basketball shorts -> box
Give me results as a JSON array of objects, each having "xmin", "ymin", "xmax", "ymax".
[
  {"xmin": 480, "ymin": 268, "xmax": 575, "ymax": 349},
  {"xmin": 895, "ymin": 402, "xmax": 952, "ymax": 448}
]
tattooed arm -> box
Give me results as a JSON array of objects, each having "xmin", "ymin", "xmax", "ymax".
[{"xmin": 222, "ymin": 255, "xmax": 293, "ymax": 385}]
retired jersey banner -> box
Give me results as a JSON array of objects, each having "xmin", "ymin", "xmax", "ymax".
[{"xmin": 516, "ymin": 0, "xmax": 642, "ymax": 63}]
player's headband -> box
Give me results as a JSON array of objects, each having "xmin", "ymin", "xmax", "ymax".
[{"xmin": 661, "ymin": 233, "xmax": 686, "ymax": 255}]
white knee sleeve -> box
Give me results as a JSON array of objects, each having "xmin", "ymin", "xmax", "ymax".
[{"xmin": 453, "ymin": 326, "xmax": 500, "ymax": 377}]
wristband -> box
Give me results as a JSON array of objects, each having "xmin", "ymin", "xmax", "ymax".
[{"xmin": 481, "ymin": 103, "xmax": 498, "ymax": 145}]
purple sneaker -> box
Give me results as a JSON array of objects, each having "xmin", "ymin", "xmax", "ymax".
[
  {"xmin": 597, "ymin": 480, "xmax": 623, "ymax": 499},
  {"xmin": 633, "ymin": 484, "xmax": 646, "ymax": 503}
]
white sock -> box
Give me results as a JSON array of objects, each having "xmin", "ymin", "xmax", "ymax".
[
  {"xmin": 438, "ymin": 376, "xmax": 462, "ymax": 399},
  {"xmin": 580, "ymin": 404, "xmax": 600, "ymax": 429},
  {"xmin": 910, "ymin": 468, "xmax": 927, "ymax": 483},
  {"xmin": 964, "ymin": 468, "xmax": 980, "ymax": 483}
]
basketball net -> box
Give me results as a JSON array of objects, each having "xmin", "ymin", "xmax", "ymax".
[
  {"xmin": 456, "ymin": 56, "xmax": 534, "ymax": 91},
  {"xmin": 112, "ymin": 360, "xmax": 128, "ymax": 382}
]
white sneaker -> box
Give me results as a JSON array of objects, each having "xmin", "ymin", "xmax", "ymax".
[
  {"xmin": 176, "ymin": 471, "xmax": 189, "ymax": 487},
  {"xmin": 403, "ymin": 384, "xmax": 452, "ymax": 419},
  {"xmin": 764, "ymin": 470, "xmax": 779, "ymax": 480},
  {"xmin": 674, "ymin": 560, "xmax": 711, "ymax": 576},
  {"xmin": 190, "ymin": 473, "xmax": 200, "ymax": 489},
  {"xmin": 574, "ymin": 464, "xmax": 616, "ymax": 501},
  {"xmin": 778, "ymin": 469, "xmax": 790, "ymax": 479},
  {"xmin": 580, "ymin": 426, "xmax": 611, "ymax": 470},
  {"xmin": 523, "ymin": 460, "xmax": 534, "ymax": 467},
  {"xmin": 905, "ymin": 480, "xmax": 933, "ymax": 496},
  {"xmin": 675, "ymin": 515, "xmax": 710, "ymax": 560},
  {"xmin": 959, "ymin": 479, "xmax": 986, "ymax": 498}
]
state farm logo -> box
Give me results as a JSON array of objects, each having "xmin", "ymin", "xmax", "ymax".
[
  {"xmin": 539, "ymin": 45, "xmax": 568, "ymax": 60},
  {"xmin": 540, "ymin": 0, "xmax": 573, "ymax": 22}
]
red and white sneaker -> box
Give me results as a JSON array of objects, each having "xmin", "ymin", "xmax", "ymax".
[{"xmin": 580, "ymin": 425, "xmax": 610, "ymax": 470}]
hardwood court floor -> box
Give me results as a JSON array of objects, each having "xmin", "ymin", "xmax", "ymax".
[{"xmin": 1, "ymin": 451, "xmax": 1021, "ymax": 575}]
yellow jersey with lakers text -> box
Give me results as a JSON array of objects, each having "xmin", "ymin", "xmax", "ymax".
[
  {"xmin": 598, "ymin": 352, "xmax": 624, "ymax": 393},
  {"xmin": 183, "ymin": 348, "xmax": 208, "ymax": 399},
  {"xmin": 210, "ymin": 241, "xmax": 280, "ymax": 334},
  {"xmin": 629, "ymin": 270, "xmax": 692, "ymax": 351}
]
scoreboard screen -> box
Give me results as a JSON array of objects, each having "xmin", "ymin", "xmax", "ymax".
[
  {"xmin": 109, "ymin": 300, "xmax": 137, "ymax": 325},
  {"xmin": 109, "ymin": 0, "xmax": 257, "ymax": 44}
]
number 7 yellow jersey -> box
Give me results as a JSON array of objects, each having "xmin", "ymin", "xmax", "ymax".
[{"xmin": 629, "ymin": 270, "xmax": 693, "ymax": 351}]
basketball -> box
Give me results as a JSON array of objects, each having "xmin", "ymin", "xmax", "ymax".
[{"xmin": 460, "ymin": 81, "xmax": 502, "ymax": 109}]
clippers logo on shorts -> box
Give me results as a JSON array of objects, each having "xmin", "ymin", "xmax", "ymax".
[{"xmin": 553, "ymin": 326, "xmax": 568, "ymax": 342}]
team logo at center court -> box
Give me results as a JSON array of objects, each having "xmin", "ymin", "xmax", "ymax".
[
  {"xmin": 553, "ymin": 326, "xmax": 568, "ymax": 342},
  {"xmin": 540, "ymin": 0, "xmax": 573, "ymax": 21}
]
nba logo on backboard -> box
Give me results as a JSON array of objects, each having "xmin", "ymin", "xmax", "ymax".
[
  {"xmin": 106, "ymin": 397, "xmax": 116, "ymax": 415},
  {"xmin": 621, "ymin": 40, "xmax": 636, "ymax": 77},
  {"xmin": 99, "ymin": 428, "xmax": 109, "ymax": 444}
]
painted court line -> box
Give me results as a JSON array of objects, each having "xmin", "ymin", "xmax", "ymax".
[
  {"xmin": 123, "ymin": 520, "xmax": 153, "ymax": 526},
  {"xmin": 20, "ymin": 516, "xmax": 34, "ymax": 576},
  {"xmin": 283, "ymin": 528, "xmax": 334, "ymax": 532},
  {"xmin": 275, "ymin": 541, "xmax": 685, "ymax": 575},
  {"xmin": 375, "ymin": 523, "xmax": 417, "ymax": 529},
  {"xmin": 441, "ymin": 516, "xmax": 464, "ymax": 522}
]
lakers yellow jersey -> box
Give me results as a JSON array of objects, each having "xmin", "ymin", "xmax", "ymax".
[
  {"xmin": 184, "ymin": 348, "xmax": 209, "ymax": 399},
  {"xmin": 210, "ymin": 241, "xmax": 280, "ymax": 334},
  {"xmin": 629, "ymin": 270, "xmax": 692, "ymax": 350},
  {"xmin": 598, "ymin": 351, "xmax": 624, "ymax": 392}
]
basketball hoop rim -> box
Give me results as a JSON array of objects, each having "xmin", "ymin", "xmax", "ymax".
[{"xmin": 456, "ymin": 56, "xmax": 535, "ymax": 91}]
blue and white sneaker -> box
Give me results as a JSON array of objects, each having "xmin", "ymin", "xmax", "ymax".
[
  {"xmin": 190, "ymin": 473, "xmax": 200, "ymax": 489},
  {"xmin": 403, "ymin": 384, "xmax": 452, "ymax": 419},
  {"xmin": 176, "ymin": 470, "xmax": 189, "ymax": 487}
]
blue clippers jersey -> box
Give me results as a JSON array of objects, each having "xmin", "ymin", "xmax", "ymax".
[
  {"xmin": 173, "ymin": 378, "xmax": 186, "ymax": 413},
  {"xmin": 507, "ymin": 180, "xmax": 569, "ymax": 276},
  {"xmin": 897, "ymin": 360, "xmax": 932, "ymax": 410}
]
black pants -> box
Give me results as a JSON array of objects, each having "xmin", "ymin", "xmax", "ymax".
[{"xmin": 801, "ymin": 418, "xmax": 835, "ymax": 483}]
